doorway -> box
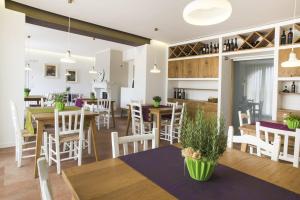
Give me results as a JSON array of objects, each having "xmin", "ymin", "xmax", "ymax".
[{"xmin": 232, "ymin": 59, "xmax": 274, "ymax": 130}]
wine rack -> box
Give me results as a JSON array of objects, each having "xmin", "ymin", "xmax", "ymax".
[
  {"xmin": 223, "ymin": 28, "xmax": 275, "ymax": 52},
  {"xmin": 169, "ymin": 40, "xmax": 219, "ymax": 59}
]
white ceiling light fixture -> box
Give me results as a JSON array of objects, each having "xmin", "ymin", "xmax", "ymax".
[
  {"xmin": 25, "ymin": 35, "xmax": 33, "ymax": 71},
  {"xmin": 65, "ymin": 71, "xmax": 71, "ymax": 76},
  {"xmin": 25, "ymin": 63, "xmax": 32, "ymax": 71},
  {"xmin": 281, "ymin": 0, "xmax": 300, "ymax": 68},
  {"xmin": 183, "ymin": 0, "xmax": 232, "ymax": 26},
  {"xmin": 60, "ymin": 0, "xmax": 76, "ymax": 64},
  {"xmin": 150, "ymin": 64, "xmax": 161, "ymax": 73},
  {"xmin": 89, "ymin": 66, "xmax": 97, "ymax": 74}
]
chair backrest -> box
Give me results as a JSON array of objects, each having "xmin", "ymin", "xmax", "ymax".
[
  {"xmin": 37, "ymin": 157, "xmax": 53, "ymax": 200},
  {"xmin": 111, "ymin": 128, "xmax": 158, "ymax": 158},
  {"xmin": 96, "ymin": 99, "xmax": 111, "ymax": 113},
  {"xmin": 166, "ymin": 102, "xmax": 178, "ymax": 107},
  {"xmin": 227, "ymin": 125, "xmax": 281, "ymax": 161},
  {"xmin": 170, "ymin": 103, "xmax": 186, "ymax": 131},
  {"xmin": 238, "ymin": 110, "xmax": 251, "ymax": 126},
  {"xmin": 10, "ymin": 101, "xmax": 21, "ymax": 138},
  {"xmin": 54, "ymin": 108, "xmax": 85, "ymax": 141},
  {"xmin": 130, "ymin": 102, "xmax": 144, "ymax": 135}
]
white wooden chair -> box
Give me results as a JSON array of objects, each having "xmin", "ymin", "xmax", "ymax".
[
  {"xmin": 48, "ymin": 108, "xmax": 84, "ymax": 174},
  {"xmin": 37, "ymin": 157, "xmax": 53, "ymax": 200},
  {"xmin": 111, "ymin": 128, "xmax": 158, "ymax": 158},
  {"xmin": 227, "ymin": 125, "xmax": 281, "ymax": 162},
  {"xmin": 130, "ymin": 102, "xmax": 152, "ymax": 136},
  {"xmin": 10, "ymin": 101, "xmax": 48, "ymax": 167},
  {"xmin": 256, "ymin": 122, "xmax": 300, "ymax": 168},
  {"xmin": 160, "ymin": 103, "xmax": 185, "ymax": 144},
  {"xmin": 238, "ymin": 109, "xmax": 255, "ymax": 154},
  {"xmin": 95, "ymin": 99, "xmax": 111, "ymax": 130}
]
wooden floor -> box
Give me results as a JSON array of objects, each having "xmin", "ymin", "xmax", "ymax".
[{"xmin": 0, "ymin": 117, "xmax": 299, "ymax": 199}]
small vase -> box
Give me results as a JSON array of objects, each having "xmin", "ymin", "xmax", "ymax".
[
  {"xmin": 24, "ymin": 91, "xmax": 30, "ymax": 97},
  {"xmin": 185, "ymin": 157, "xmax": 216, "ymax": 181},
  {"xmin": 153, "ymin": 101, "xmax": 160, "ymax": 108},
  {"xmin": 287, "ymin": 119, "xmax": 300, "ymax": 129},
  {"xmin": 55, "ymin": 102, "xmax": 65, "ymax": 111}
]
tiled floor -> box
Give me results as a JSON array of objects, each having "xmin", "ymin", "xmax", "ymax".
[{"xmin": 0, "ymin": 117, "xmax": 170, "ymax": 200}]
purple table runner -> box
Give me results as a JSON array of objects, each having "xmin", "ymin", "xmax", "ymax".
[
  {"xmin": 259, "ymin": 120, "xmax": 294, "ymax": 131},
  {"xmin": 120, "ymin": 146, "xmax": 300, "ymax": 200}
]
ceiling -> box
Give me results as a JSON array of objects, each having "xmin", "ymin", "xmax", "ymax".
[
  {"xmin": 26, "ymin": 24, "xmax": 131, "ymax": 57},
  {"xmin": 14, "ymin": 0, "xmax": 300, "ymax": 44}
]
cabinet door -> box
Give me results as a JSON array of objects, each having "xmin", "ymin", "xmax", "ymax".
[
  {"xmin": 210, "ymin": 57, "xmax": 219, "ymax": 78},
  {"xmin": 168, "ymin": 61, "xmax": 177, "ymax": 78},
  {"xmin": 198, "ymin": 58, "xmax": 209, "ymax": 78},
  {"xmin": 183, "ymin": 59, "xmax": 199, "ymax": 78}
]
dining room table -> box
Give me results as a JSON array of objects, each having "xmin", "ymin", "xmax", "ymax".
[
  {"xmin": 125, "ymin": 104, "xmax": 173, "ymax": 146},
  {"xmin": 25, "ymin": 106, "xmax": 99, "ymax": 178},
  {"xmin": 82, "ymin": 98, "xmax": 116, "ymax": 128},
  {"xmin": 62, "ymin": 145, "xmax": 300, "ymax": 200}
]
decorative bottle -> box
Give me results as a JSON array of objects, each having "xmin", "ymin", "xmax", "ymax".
[
  {"xmin": 291, "ymin": 81, "xmax": 296, "ymax": 93},
  {"xmin": 281, "ymin": 30, "xmax": 286, "ymax": 45},
  {"xmin": 287, "ymin": 28, "xmax": 293, "ymax": 44}
]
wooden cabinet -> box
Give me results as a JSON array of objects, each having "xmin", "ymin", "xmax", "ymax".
[
  {"xmin": 168, "ymin": 98, "xmax": 217, "ymax": 119},
  {"xmin": 279, "ymin": 48, "xmax": 300, "ymax": 77},
  {"xmin": 168, "ymin": 57, "xmax": 218, "ymax": 78},
  {"xmin": 168, "ymin": 60, "xmax": 183, "ymax": 78},
  {"xmin": 183, "ymin": 59, "xmax": 199, "ymax": 78}
]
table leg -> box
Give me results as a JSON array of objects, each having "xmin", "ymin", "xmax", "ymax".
[
  {"xmin": 241, "ymin": 143, "xmax": 247, "ymax": 152},
  {"xmin": 125, "ymin": 105, "xmax": 131, "ymax": 136},
  {"xmin": 155, "ymin": 112, "xmax": 161, "ymax": 147},
  {"xmin": 34, "ymin": 120, "xmax": 44, "ymax": 178},
  {"xmin": 90, "ymin": 118, "xmax": 99, "ymax": 161},
  {"xmin": 111, "ymin": 102, "xmax": 116, "ymax": 128}
]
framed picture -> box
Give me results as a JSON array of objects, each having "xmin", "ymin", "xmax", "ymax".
[
  {"xmin": 66, "ymin": 69, "xmax": 78, "ymax": 83},
  {"xmin": 44, "ymin": 64, "xmax": 58, "ymax": 78}
]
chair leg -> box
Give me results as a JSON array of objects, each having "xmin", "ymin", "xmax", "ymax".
[
  {"xmin": 78, "ymin": 140, "xmax": 82, "ymax": 166},
  {"xmin": 17, "ymin": 142, "xmax": 22, "ymax": 168},
  {"xmin": 88, "ymin": 128, "xmax": 91, "ymax": 155},
  {"xmin": 43, "ymin": 132, "xmax": 48, "ymax": 161},
  {"xmin": 55, "ymin": 141, "xmax": 61, "ymax": 174},
  {"xmin": 69, "ymin": 141, "xmax": 74, "ymax": 158},
  {"xmin": 170, "ymin": 128, "xmax": 173, "ymax": 145},
  {"xmin": 49, "ymin": 137, "xmax": 52, "ymax": 166},
  {"xmin": 97, "ymin": 115, "xmax": 100, "ymax": 130},
  {"xmin": 107, "ymin": 114, "xmax": 110, "ymax": 129},
  {"xmin": 250, "ymin": 146, "xmax": 254, "ymax": 155}
]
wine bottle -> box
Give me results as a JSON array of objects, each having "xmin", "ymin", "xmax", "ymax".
[
  {"xmin": 291, "ymin": 81, "xmax": 296, "ymax": 93},
  {"xmin": 287, "ymin": 28, "xmax": 293, "ymax": 44},
  {"xmin": 177, "ymin": 89, "xmax": 181, "ymax": 99},
  {"xmin": 206, "ymin": 44, "xmax": 209, "ymax": 54},
  {"xmin": 223, "ymin": 40, "xmax": 227, "ymax": 52},
  {"xmin": 202, "ymin": 45, "xmax": 206, "ymax": 54},
  {"xmin": 174, "ymin": 88, "xmax": 177, "ymax": 98},
  {"xmin": 209, "ymin": 42, "xmax": 213, "ymax": 54},
  {"xmin": 213, "ymin": 44, "xmax": 216, "ymax": 53},
  {"xmin": 234, "ymin": 38, "xmax": 238, "ymax": 51},
  {"xmin": 216, "ymin": 43, "xmax": 219, "ymax": 53},
  {"xmin": 281, "ymin": 30, "xmax": 287, "ymax": 45},
  {"xmin": 231, "ymin": 39, "xmax": 234, "ymax": 50},
  {"xmin": 226, "ymin": 40, "xmax": 230, "ymax": 52},
  {"xmin": 182, "ymin": 89, "xmax": 186, "ymax": 99}
]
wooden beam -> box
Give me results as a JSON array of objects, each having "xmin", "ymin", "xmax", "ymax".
[{"xmin": 5, "ymin": 0, "xmax": 151, "ymax": 46}]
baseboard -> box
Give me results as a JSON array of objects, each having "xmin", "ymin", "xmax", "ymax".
[{"xmin": 0, "ymin": 142, "xmax": 15, "ymax": 149}]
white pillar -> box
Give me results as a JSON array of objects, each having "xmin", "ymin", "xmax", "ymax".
[{"xmin": 0, "ymin": 0, "xmax": 5, "ymax": 8}]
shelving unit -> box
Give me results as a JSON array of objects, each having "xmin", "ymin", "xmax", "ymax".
[
  {"xmin": 279, "ymin": 92, "xmax": 300, "ymax": 95},
  {"xmin": 174, "ymin": 88, "xmax": 218, "ymax": 91},
  {"xmin": 279, "ymin": 23, "xmax": 300, "ymax": 46}
]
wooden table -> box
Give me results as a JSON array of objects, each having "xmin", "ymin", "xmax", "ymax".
[
  {"xmin": 62, "ymin": 147, "xmax": 300, "ymax": 199},
  {"xmin": 24, "ymin": 95, "xmax": 46, "ymax": 106},
  {"xmin": 32, "ymin": 110, "xmax": 99, "ymax": 178},
  {"xmin": 125, "ymin": 105, "xmax": 173, "ymax": 146},
  {"xmin": 82, "ymin": 99, "xmax": 116, "ymax": 128}
]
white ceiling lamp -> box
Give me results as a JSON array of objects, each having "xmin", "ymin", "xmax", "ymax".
[
  {"xmin": 281, "ymin": 0, "xmax": 300, "ymax": 68},
  {"xmin": 65, "ymin": 71, "xmax": 71, "ymax": 76},
  {"xmin": 183, "ymin": 0, "xmax": 232, "ymax": 26},
  {"xmin": 150, "ymin": 64, "xmax": 161, "ymax": 73},
  {"xmin": 25, "ymin": 35, "xmax": 32, "ymax": 71},
  {"xmin": 60, "ymin": 0, "xmax": 76, "ymax": 64},
  {"xmin": 25, "ymin": 63, "xmax": 32, "ymax": 71},
  {"xmin": 89, "ymin": 66, "xmax": 97, "ymax": 74}
]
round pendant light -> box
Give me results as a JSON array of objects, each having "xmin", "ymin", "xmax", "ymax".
[{"xmin": 183, "ymin": 0, "xmax": 232, "ymax": 26}]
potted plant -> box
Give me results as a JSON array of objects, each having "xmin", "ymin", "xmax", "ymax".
[
  {"xmin": 24, "ymin": 88, "xmax": 31, "ymax": 97},
  {"xmin": 152, "ymin": 96, "xmax": 161, "ymax": 107},
  {"xmin": 54, "ymin": 93, "xmax": 65, "ymax": 111},
  {"xmin": 180, "ymin": 110, "xmax": 227, "ymax": 181},
  {"xmin": 285, "ymin": 114, "xmax": 300, "ymax": 129},
  {"xmin": 90, "ymin": 92, "xmax": 96, "ymax": 100}
]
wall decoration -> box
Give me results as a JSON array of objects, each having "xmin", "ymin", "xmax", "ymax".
[
  {"xmin": 65, "ymin": 69, "xmax": 78, "ymax": 83},
  {"xmin": 44, "ymin": 64, "xmax": 58, "ymax": 78}
]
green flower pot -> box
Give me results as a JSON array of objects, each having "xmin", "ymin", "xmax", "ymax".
[
  {"xmin": 153, "ymin": 101, "xmax": 160, "ymax": 108},
  {"xmin": 24, "ymin": 91, "xmax": 30, "ymax": 97},
  {"xmin": 287, "ymin": 119, "xmax": 300, "ymax": 129},
  {"xmin": 185, "ymin": 157, "xmax": 216, "ymax": 181},
  {"xmin": 55, "ymin": 102, "xmax": 65, "ymax": 111}
]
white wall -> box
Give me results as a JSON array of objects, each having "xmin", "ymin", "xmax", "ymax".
[
  {"xmin": 0, "ymin": 8, "xmax": 25, "ymax": 148},
  {"xmin": 26, "ymin": 49, "xmax": 95, "ymax": 97}
]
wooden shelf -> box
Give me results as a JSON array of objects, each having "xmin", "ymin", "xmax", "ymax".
[
  {"xmin": 279, "ymin": 43, "xmax": 300, "ymax": 50},
  {"xmin": 168, "ymin": 53, "xmax": 219, "ymax": 61},
  {"xmin": 223, "ymin": 28, "xmax": 275, "ymax": 53},
  {"xmin": 279, "ymin": 92, "xmax": 300, "ymax": 95},
  {"xmin": 278, "ymin": 77, "xmax": 300, "ymax": 81},
  {"xmin": 168, "ymin": 78, "xmax": 219, "ymax": 81},
  {"xmin": 174, "ymin": 88, "xmax": 218, "ymax": 91}
]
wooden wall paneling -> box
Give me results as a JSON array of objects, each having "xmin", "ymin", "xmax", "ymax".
[
  {"xmin": 211, "ymin": 57, "xmax": 219, "ymax": 77},
  {"xmin": 183, "ymin": 59, "xmax": 199, "ymax": 78},
  {"xmin": 168, "ymin": 61, "xmax": 177, "ymax": 78},
  {"xmin": 278, "ymin": 48, "xmax": 300, "ymax": 77}
]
